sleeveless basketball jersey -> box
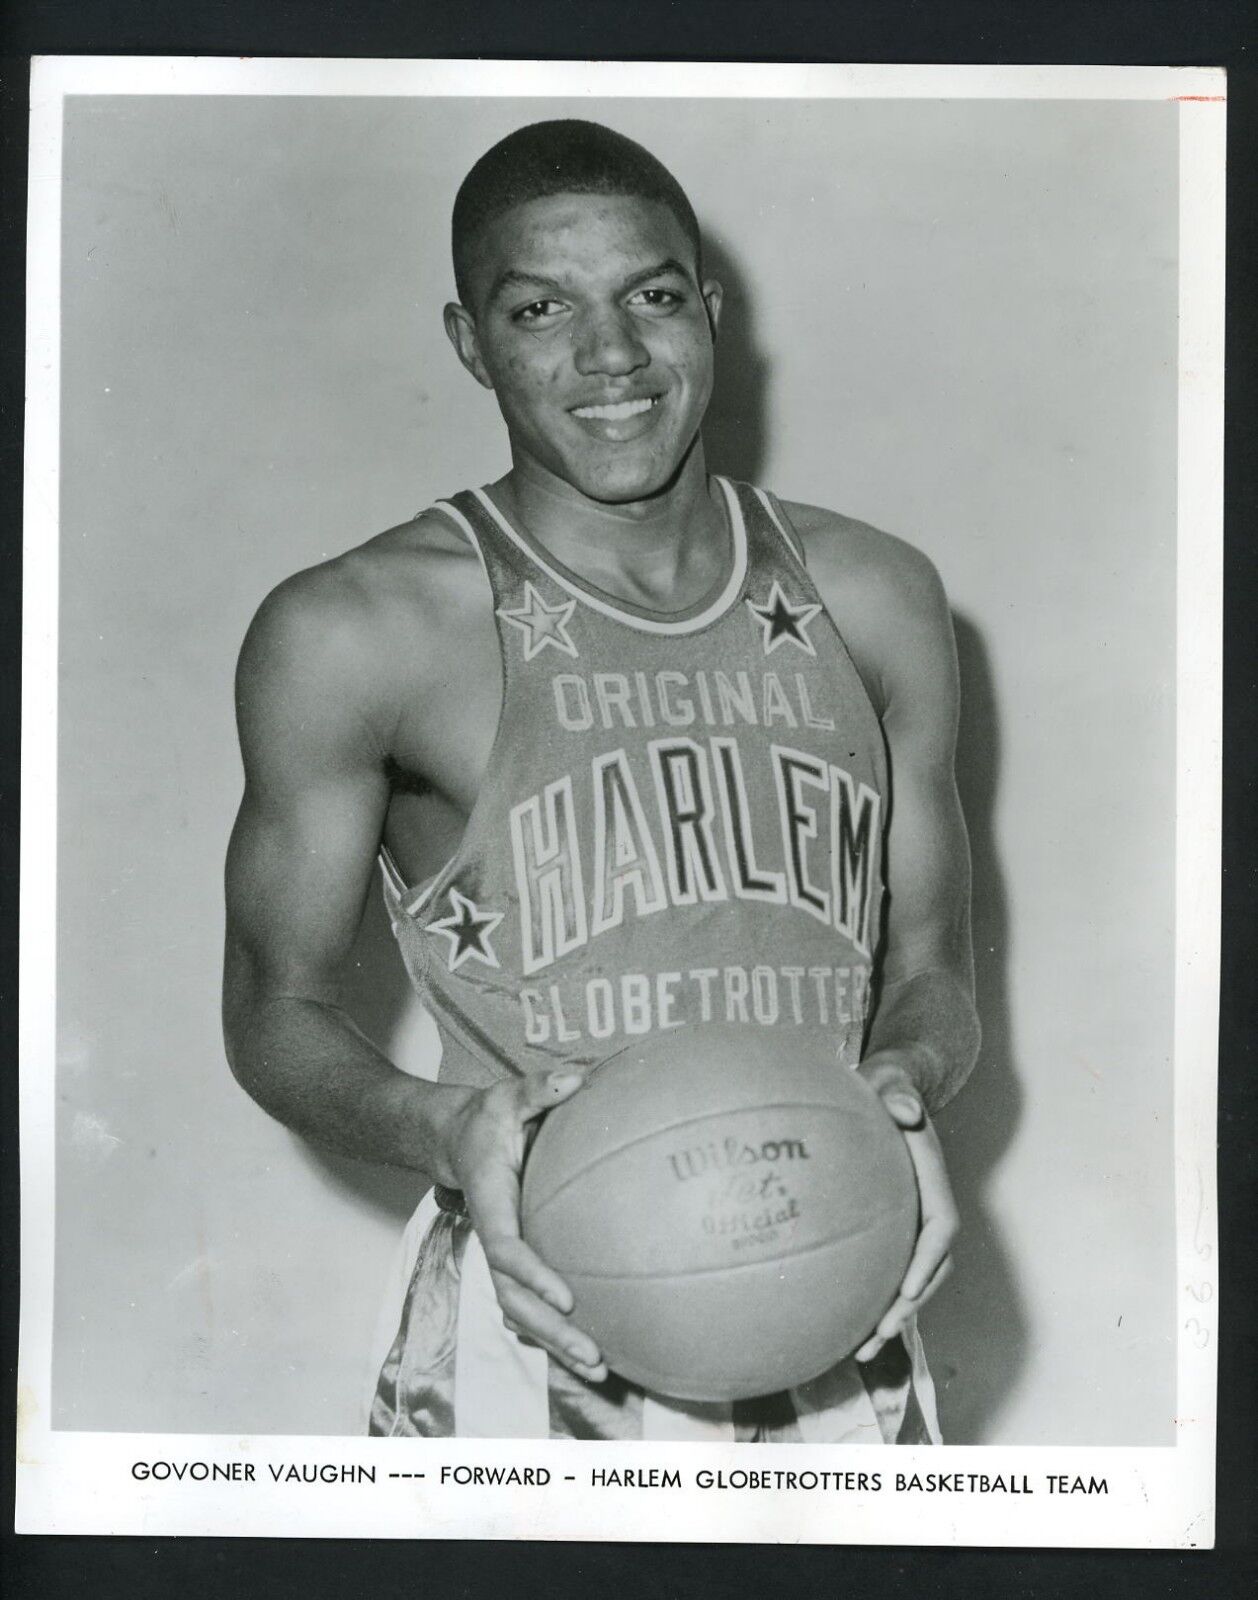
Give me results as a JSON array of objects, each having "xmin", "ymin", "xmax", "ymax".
[
  {"xmin": 381, "ymin": 476, "xmax": 887, "ymax": 1087},
  {"xmin": 370, "ymin": 477, "xmax": 940, "ymax": 1445}
]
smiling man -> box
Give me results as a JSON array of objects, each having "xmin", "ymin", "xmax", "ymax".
[{"xmin": 222, "ymin": 120, "xmax": 980, "ymax": 1442}]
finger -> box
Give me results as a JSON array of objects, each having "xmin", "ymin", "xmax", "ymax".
[
  {"xmin": 568, "ymin": 1362, "xmax": 609, "ymax": 1384},
  {"xmin": 495, "ymin": 1277, "xmax": 607, "ymax": 1379},
  {"xmin": 853, "ymin": 1113, "xmax": 957, "ymax": 1364},
  {"xmin": 900, "ymin": 1214, "xmax": 957, "ymax": 1302},
  {"xmin": 482, "ymin": 1231, "xmax": 575, "ymax": 1317},
  {"xmin": 502, "ymin": 1312, "xmax": 548, "ymax": 1348},
  {"xmin": 502, "ymin": 1316, "xmax": 533, "ymax": 1343},
  {"xmin": 854, "ymin": 1297, "xmax": 913, "ymax": 1362},
  {"xmin": 855, "ymin": 1251, "xmax": 956, "ymax": 1363},
  {"xmin": 911, "ymin": 1250, "xmax": 953, "ymax": 1309},
  {"xmin": 463, "ymin": 1155, "xmax": 529, "ymax": 1255},
  {"xmin": 884, "ymin": 1253, "xmax": 955, "ymax": 1337},
  {"xmin": 854, "ymin": 1283, "xmax": 921, "ymax": 1361},
  {"xmin": 900, "ymin": 1118, "xmax": 951, "ymax": 1185},
  {"xmin": 855, "ymin": 1214, "xmax": 955, "ymax": 1363},
  {"xmin": 900, "ymin": 1122, "xmax": 958, "ymax": 1227},
  {"xmin": 504, "ymin": 1324, "xmax": 607, "ymax": 1384},
  {"xmin": 854, "ymin": 1303, "xmax": 914, "ymax": 1362},
  {"xmin": 464, "ymin": 1147, "xmax": 575, "ymax": 1314},
  {"xmin": 503, "ymin": 1323, "xmax": 599, "ymax": 1374}
]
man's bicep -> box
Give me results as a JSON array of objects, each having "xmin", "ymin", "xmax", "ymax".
[
  {"xmin": 225, "ymin": 770, "xmax": 388, "ymax": 1005},
  {"xmin": 878, "ymin": 570, "xmax": 974, "ymax": 991},
  {"xmin": 224, "ymin": 584, "xmax": 392, "ymax": 1008}
]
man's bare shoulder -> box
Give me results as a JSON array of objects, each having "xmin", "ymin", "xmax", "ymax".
[
  {"xmin": 238, "ymin": 509, "xmax": 487, "ymax": 695},
  {"xmin": 778, "ymin": 498, "xmax": 955, "ymax": 724},
  {"xmin": 233, "ymin": 511, "xmax": 495, "ymax": 775},
  {"xmin": 780, "ymin": 499, "xmax": 947, "ymax": 624}
]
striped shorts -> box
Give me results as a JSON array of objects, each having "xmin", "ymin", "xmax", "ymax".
[{"xmin": 368, "ymin": 1188, "xmax": 941, "ymax": 1443}]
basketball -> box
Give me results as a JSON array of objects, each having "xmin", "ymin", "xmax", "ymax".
[{"xmin": 520, "ymin": 1025, "xmax": 919, "ymax": 1401}]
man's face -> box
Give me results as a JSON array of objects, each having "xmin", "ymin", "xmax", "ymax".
[{"xmin": 446, "ymin": 192, "xmax": 722, "ymax": 504}]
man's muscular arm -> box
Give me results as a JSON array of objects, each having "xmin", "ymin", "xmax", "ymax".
[
  {"xmin": 223, "ymin": 570, "xmax": 465, "ymax": 1172},
  {"xmin": 789, "ymin": 503, "xmax": 980, "ymax": 1359},
  {"xmin": 223, "ymin": 565, "xmax": 605, "ymax": 1383},
  {"xmin": 856, "ymin": 544, "xmax": 980, "ymax": 1117}
]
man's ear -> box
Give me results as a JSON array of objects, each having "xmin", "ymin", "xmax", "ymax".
[
  {"xmin": 701, "ymin": 279, "xmax": 724, "ymax": 344},
  {"xmin": 443, "ymin": 302, "xmax": 495, "ymax": 390}
]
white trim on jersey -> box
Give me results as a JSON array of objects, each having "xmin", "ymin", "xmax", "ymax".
[
  {"xmin": 752, "ymin": 485, "xmax": 807, "ymax": 564},
  {"xmin": 378, "ymin": 847, "xmax": 445, "ymax": 918},
  {"xmin": 430, "ymin": 498, "xmax": 493, "ymax": 583},
  {"xmin": 378, "ymin": 845, "xmax": 408, "ymax": 898},
  {"xmin": 467, "ymin": 477, "xmax": 749, "ymax": 636}
]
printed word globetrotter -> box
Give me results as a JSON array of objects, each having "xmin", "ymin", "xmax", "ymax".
[{"xmin": 380, "ymin": 478, "xmax": 889, "ymax": 1082}]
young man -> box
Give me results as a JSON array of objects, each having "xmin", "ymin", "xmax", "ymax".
[{"xmin": 223, "ymin": 120, "xmax": 980, "ymax": 1442}]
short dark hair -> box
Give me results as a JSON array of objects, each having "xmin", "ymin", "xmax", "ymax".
[{"xmin": 451, "ymin": 119, "xmax": 702, "ymax": 307}]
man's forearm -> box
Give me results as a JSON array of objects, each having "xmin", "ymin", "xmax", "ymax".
[
  {"xmin": 224, "ymin": 993, "xmax": 469, "ymax": 1181},
  {"xmin": 864, "ymin": 967, "xmax": 981, "ymax": 1115}
]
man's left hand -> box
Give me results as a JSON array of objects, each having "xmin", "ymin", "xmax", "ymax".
[{"xmin": 854, "ymin": 1050, "xmax": 959, "ymax": 1363}]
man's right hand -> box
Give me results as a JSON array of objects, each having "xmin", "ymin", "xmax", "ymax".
[{"xmin": 442, "ymin": 1070, "xmax": 608, "ymax": 1385}]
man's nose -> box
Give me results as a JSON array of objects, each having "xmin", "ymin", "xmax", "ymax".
[{"xmin": 572, "ymin": 308, "xmax": 650, "ymax": 377}]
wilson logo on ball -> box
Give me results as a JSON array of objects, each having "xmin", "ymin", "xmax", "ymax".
[{"xmin": 666, "ymin": 1135, "xmax": 810, "ymax": 1182}]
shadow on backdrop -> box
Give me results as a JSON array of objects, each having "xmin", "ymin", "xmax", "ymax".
[
  {"xmin": 695, "ymin": 233, "xmax": 771, "ymax": 486},
  {"xmin": 926, "ymin": 611, "xmax": 1027, "ymax": 1442}
]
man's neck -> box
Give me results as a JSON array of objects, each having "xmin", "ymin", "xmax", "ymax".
[{"xmin": 494, "ymin": 446, "xmax": 727, "ymax": 613}]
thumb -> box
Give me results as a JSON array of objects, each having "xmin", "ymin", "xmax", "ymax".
[
  {"xmin": 520, "ymin": 1067, "xmax": 587, "ymax": 1120},
  {"xmin": 882, "ymin": 1089, "xmax": 926, "ymax": 1130}
]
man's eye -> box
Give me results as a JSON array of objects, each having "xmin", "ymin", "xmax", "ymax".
[
  {"xmin": 628, "ymin": 287, "xmax": 682, "ymax": 312},
  {"xmin": 513, "ymin": 299, "xmax": 566, "ymax": 324}
]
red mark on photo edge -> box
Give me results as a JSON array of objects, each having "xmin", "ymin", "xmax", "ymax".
[{"xmin": 1172, "ymin": 95, "xmax": 1226, "ymax": 102}]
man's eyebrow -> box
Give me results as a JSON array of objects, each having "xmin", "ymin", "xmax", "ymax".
[
  {"xmin": 619, "ymin": 257, "xmax": 693, "ymax": 291},
  {"xmin": 488, "ymin": 257, "xmax": 694, "ymax": 304},
  {"xmin": 488, "ymin": 268, "xmax": 566, "ymax": 302}
]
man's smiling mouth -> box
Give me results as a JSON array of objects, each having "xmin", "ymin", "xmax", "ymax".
[{"xmin": 570, "ymin": 397, "xmax": 658, "ymax": 421}]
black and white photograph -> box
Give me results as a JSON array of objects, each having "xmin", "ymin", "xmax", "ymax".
[{"xmin": 17, "ymin": 58, "xmax": 1222, "ymax": 1545}]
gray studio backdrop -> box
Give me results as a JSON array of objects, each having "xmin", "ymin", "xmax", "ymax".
[{"xmin": 53, "ymin": 94, "xmax": 1178, "ymax": 1443}]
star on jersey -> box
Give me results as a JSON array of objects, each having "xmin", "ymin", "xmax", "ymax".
[
  {"xmin": 497, "ymin": 582, "xmax": 579, "ymax": 661},
  {"xmin": 746, "ymin": 581, "xmax": 822, "ymax": 656},
  {"xmin": 426, "ymin": 888, "xmax": 505, "ymax": 971}
]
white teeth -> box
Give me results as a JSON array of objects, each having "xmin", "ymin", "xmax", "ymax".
[{"xmin": 572, "ymin": 398, "xmax": 655, "ymax": 420}]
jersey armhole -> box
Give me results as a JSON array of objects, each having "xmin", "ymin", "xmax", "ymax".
[
  {"xmin": 753, "ymin": 487, "xmax": 809, "ymax": 566},
  {"xmin": 427, "ymin": 499, "xmax": 492, "ymax": 584}
]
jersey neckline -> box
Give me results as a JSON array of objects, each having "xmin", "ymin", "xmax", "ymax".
[{"xmin": 468, "ymin": 475, "xmax": 748, "ymax": 637}]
